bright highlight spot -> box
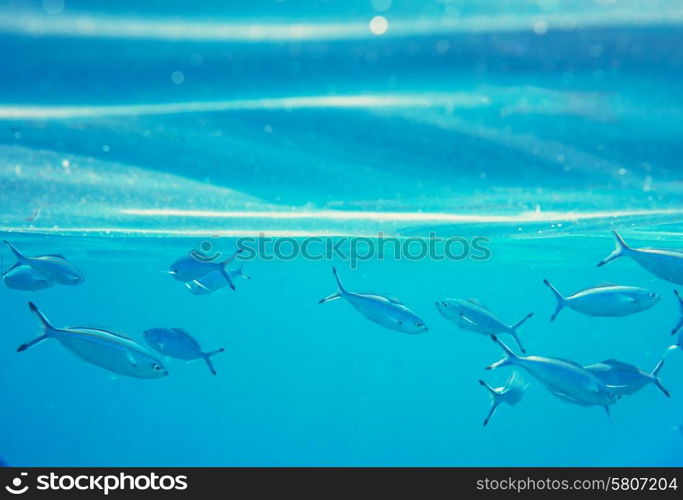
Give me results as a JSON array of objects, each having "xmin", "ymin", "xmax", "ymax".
[{"xmin": 369, "ymin": 16, "xmax": 388, "ymax": 35}]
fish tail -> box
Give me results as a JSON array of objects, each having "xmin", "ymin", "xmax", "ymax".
[
  {"xmin": 651, "ymin": 359, "xmax": 671, "ymax": 397},
  {"xmin": 597, "ymin": 231, "xmax": 630, "ymax": 267},
  {"xmin": 18, "ymin": 302, "xmax": 54, "ymax": 352},
  {"xmin": 478, "ymin": 379, "xmax": 497, "ymax": 396},
  {"xmin": 3, "ymin": 240, "xmax": 26, "ymax": 263},
  {"xmin": 485, "ymin": 335, "xmax": 519, "ymax": 370},
  {"xmin": 235, "ymin": 262, "xmax": 250, "ymax": 280},
  {"xmin": 508, "ymin": 312, "xmax": 532, "ymax": 353},
  {"xmin": 218, "ymin": 267, "xmax": 236, "ymax": 291},
  {"xmin": 219, "ymin": 248, "xmax": 244, "ymax": 291},
  {"xmin": 319, "ymin": 267, "xmax": 346, "ymax": 304},
  {"xmin": 543, "ymin": 279, "xmax": 565, "ymax": 322},
  {"xmin": 202, "ymin": 348, "xmax": 225, "ymax": 376}
]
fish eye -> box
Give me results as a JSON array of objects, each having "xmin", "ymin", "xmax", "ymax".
[
  {"xmin": 152, "ymin": 364, "xmax": 163, "ymax": 372},
  {"xmin": 415, "ymin": 321, "xmax": 423, "ymax": 327},
  {"xmin": 442, "ymin": 302, "xmax": 448, "ymax": 307}
]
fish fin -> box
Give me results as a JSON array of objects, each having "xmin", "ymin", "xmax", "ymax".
[
  {"xmin": 459, "ymin": 313, "xmax": 479, "ymax": 327},
  {"xmin": 3, "ymin": 241, "xmax": 27, "ymax": 263},
  {"xmin": 17, "ymin": 334, "xmax": 49, "ymax": 352},
  {"xmin": 125, "ymin": 348, "xmax": 137, "ymax": 367},
  {"xmin": 42, "ymin": 254, "xmax": 67, "ymax": 259},
  {"xmin": 319, "ymin": 267, "xmax": 347, "ymax": 304},
  {"xmin": 597, "ymin": 231, "xmax": 631, "ymax": 267},
  {"xmin": 485, "ymin": 335, "xmax": 519, "ymax": 370},
  {"xmin": 218, "ymin": 249, "xmax": 243, "ymax": 291},
  {"xmin": 509, "ymin": 312, "xmax": 533, "ymax": 332},
  {"xmin": 466, "ymin": 298, "xmax": 489, "ymax": 310},
  {"xmin": 318, "ymin": 292, "xmax": 341, "ymax": 304},
  {"xmin": 332, "ymin": 267, "xmax": 347, "ymax": 294},
  {"xmin": 220, "ymin": 248, "xmax": 243, "ymax": 267},
  {"xmin": 508, "ymin": 330, "xmax": 527, "ymax": 354},
  {"xmin": 604, "ymin": 405, "xmax": 612, "ymax": 422},
  {"xmin": 27, "ymin": 301, "xmax": 56, "ymax": 331},
  {"xmin": 479, "ymin": 379, "xmax": 498, "ymax": 396},
  {"xmin": 189, "ymin": 280, "xmax": 209, "ymax": 291},
  {"xmin": 592, "ymin": 281, "xmax": 618, "ymax": 288},
  {"xmin": 1, "ymin": 261, "xmax": 20, "ymax": 278},
  {"xmin": 482, "ymin": 399, "xmax": 500, "ymax": 427},
  {"xmin": 651, "ymin": 359, "xmax": 670, "ymax": 397},
  {"xmin": 507, "ymin": 312, "xmax": 532, "ymax": 354},
  {"xmin": 218, "ymin": 267, "xmax": 236, "ymax": 291},
  {"xmin": 202, "ymin": 348, "xmax": 225, "ymax": 375},
  {"xmin": 599, "ymin": 359, "xmax": 638, "ymax": 371},
  {"xmin": 543, "ymin": 279, "xmax": 565, "ymax": 321},
  {"xmin": 235, "ymin": 263, "xmax": 250, "ymax": 280}
]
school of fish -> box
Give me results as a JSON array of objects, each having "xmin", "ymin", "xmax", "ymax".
[{"xmin": 3, "ymin": 230, "xmax": 683, "ymax": 430}]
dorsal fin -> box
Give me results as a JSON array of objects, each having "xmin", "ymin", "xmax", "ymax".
[
  {"xmin": 466, "ymin": 298, "xmax": 490, "ymax": 310},
  {"xmin": 599, "ymin": 359, "xmax": 639, "ymax": 372},
  {"xmin": 66, "ymin": 326, "xmax": 133, "ymax": 340},
  {"xmin": 592, "ymin": 282, "xmax": 618, "ymax": 288}
]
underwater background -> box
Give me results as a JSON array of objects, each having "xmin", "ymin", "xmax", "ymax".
[{"xmin": 1, "ymin": 0, "xmax": 683, "ymax": 466}]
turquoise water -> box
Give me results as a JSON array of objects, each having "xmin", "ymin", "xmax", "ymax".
[{"xmin": 1, "ymin": 0, "xmax": 683, "ymax": 466}]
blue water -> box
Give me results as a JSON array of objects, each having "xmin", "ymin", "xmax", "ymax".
[{"xmin": 1, "ymin": 0, "xmax": 683, "ymax": 466}]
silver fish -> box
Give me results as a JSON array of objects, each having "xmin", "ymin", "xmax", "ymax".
[
  {"xmin": 19, "ymin": 302, "xmax": 167, "ymax": 379},
  {"xmin": 143, "ymin": 327, "xmax": 224, "ymax": 375},
  {"xmin": 3, "ymin": 264, "xmax": 53, "ymax": 291},
  {"xmin": 3, "ymin": 241, "xmax": 84, "ymax": 286},
  {"xmin": 543, "ymin": 280, "xmax": 660, "ymax": 321},
  {"xmin": 169, "ymin": 249, "xmax": 242, "ymax": 290},
  {"xmin": 598, "ymin": 231, "xmax": 683, "ymax": 285},
  {"xmin": 435, "ymin": 298, "xmax": 532, "ymax": 352},
  {"xmin": 479, "ymin": 371, "xmax": 527, "ymax": 426},
  {"xmin": 185, "ymin": 264, "xmax": 250, "ymax": 296},
  {"xmin": 319, "ymin": 267, "xmax": 428, "ymax": 334},
  {"xmin": 487, "ymin": 336, "xmax": 619, "ymax": 417},
  {"xmin": 584, "ymin": 359, "xmax": 669, "ymax": 397},
  {"xmin": 672, "ymin": 290, "xmax": 683, "ymax": 336}
]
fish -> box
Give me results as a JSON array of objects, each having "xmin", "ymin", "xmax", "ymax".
[
  {"xmin": 319, "ymin": 267, "xmax": 428, "ymax": 334},
  {"xmin": 143, "ymin": 327, "xmax": 225, "ymax": 375},
  {"xmin": 185, "ymin": 264, "xmax": 250, "ymax": 296},
  {"xmin": 19, "ymin": 302, "xmax": 167, "ymax": 379},
  {"xmin": 584, "ymin": 359, "xmax": 669, "ymax": 397},
  {"xmin": 486, "ymin": 336, "xmax": 619, "ymax": 417},
  {"xmin": 672, "ymin": 290, "xmax": 683, "ymax": 336},
  {"xmin": 543, "ymin": 280, "xmax": 660, "ymax": 321},
  {"xmin": 2, "ymin": 264, "xmax": 53, "ymax": 291},
  {"xmin": 3, "ymin": 241, "xmax": 84, "ymax": 286},
  {"xmin": 478, "ymin": 371, "xmax": 527, "ymax": 426},
  {"xmin": 168, "ymin": 248, "xmax": 242, "ymax": 290},
  {"xmin": 597, "ymin": 231, "xmax": 683, "ymax": 285},
  {"xmin": 435, "ymin": 298, "xmax": 532, "ymax": 352}
]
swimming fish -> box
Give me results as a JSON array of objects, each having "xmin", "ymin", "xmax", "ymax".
[
  {"xmin": 486, "ymin": 336, "xmax": 619, "ymax": 417},
  {"xmin": 435, "ymin": 298, "xmax": 532, "ymax": 352},
  {"xmin": 478, "ymin": 372, "xmax": 527, "ymax": 426},
  {"xmin": 185, "ymin": 264, "xmax": 250, "ymax": 295},
  {"xmin": 143, "ymin": 327, "xmax": 225, "ymax": 375},
  {"xmin": 543, "ymin": 280, "xmax": 659, "ymax": 321},
  {"xmin": 597, "ymin": 231, "xmax": 683, "ymax": 285},
  {"xmin": 671, "ymin": 290, "xmax": 683, "ymax": 335},
  {"xmin": 19, "ymin": 302, "xmax": 167, "ymax": 379},
  {"xmin": 3, "ymin": 241, "xmax": 84, "ymax": 286},
  {"xmin": 319, "ymin": 267, "xmax": 428, "ymax": 334},
  {"xmin": 584, "ymin": 359, "xmax": 669, "ymax": 397},
  {"xmin": 169, "ymin": 249, "xmax": 242, "ymax": 290},
  {"xmin": 2, "ymin": 264, "xmax": 53, "ymax": 291}
]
